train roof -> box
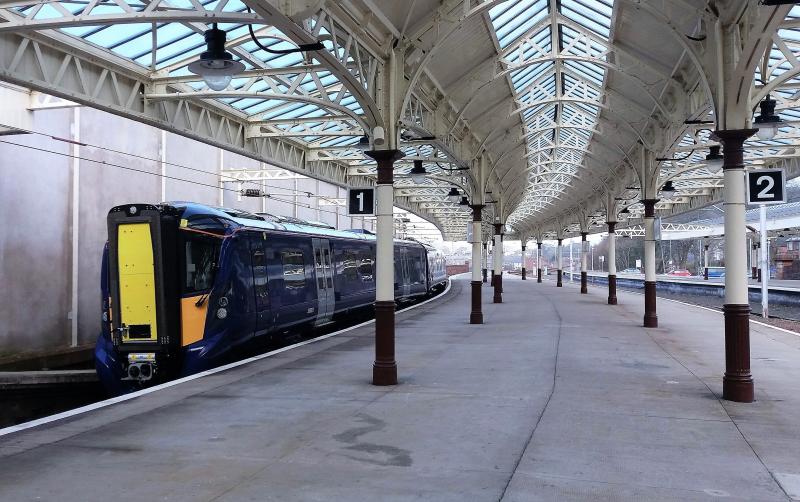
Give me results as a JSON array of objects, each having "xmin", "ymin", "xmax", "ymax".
[{"xmin": 165, "ymin": 201, "xmax": 429, "ymax": 247}]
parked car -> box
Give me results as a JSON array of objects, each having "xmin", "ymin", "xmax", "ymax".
[
  {"xmin": 667, "ymin": 269, "xmax": 692, "ymax": 277},
  {"xmin": 620, "ymin": 268, "xmax": 642, "ymax": 274}
]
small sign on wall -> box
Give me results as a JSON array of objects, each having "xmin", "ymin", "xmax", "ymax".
[
  {"xmin": 347, "ymin": 188, "xmax": 375, "ymax": 215},
  {"xmin": 747, "ymin": 169, "xmax": 786, "ymax": 205}
]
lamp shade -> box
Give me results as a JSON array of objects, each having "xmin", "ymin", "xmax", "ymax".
[
  {"xmin": 187, "ymin": 27, "xmax": 245, "ymax": 90},
  {"xmin": 447, "ymin": 187, "xmax": 460, "ymax": 202},
  {"xmin": 409, "ymin": 160, "xmax": 427, "ymax": 184},
  {"xmin": 705, "ymin": 145, "xmax": 724, "ymax": 174}
]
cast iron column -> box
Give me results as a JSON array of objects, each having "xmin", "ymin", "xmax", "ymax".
[
  {"xmin": 537, "ymin": 242, "xmax": 543, "ymax": 283},
  {"xmin": 556, "ymin": 239, "xmax": 563, "ymax": 287},
  {"xmin": 482, "ymin": 242, "xmax": 488, "ymax": 283},
  {"xmin": 643, "ymin": 199, "xmax": 658, "ymax": 328},
  {"xmin": 470, "ymin": 205, "xmax": 484, "ymax": 324},
  {"xmin": 521, "ymin": 244, "xmax": 527, "ymax": 280},
  {"xmin": 717, "ymin": 128, "xmax": 757, "ymax": 403},
  {"xmin": 607, "ymin": 222, "xmax": 617, "ymax": 305},
  {"xmin": 493, "ymin": 223, "xmax": 503, "ymax": 303},
  {"xmin": 365, "ymin": 149, "xmax": 404, "ymax": 386},
  {"xmin": 704, "ymin": 243, "xmax": 710, "ymax": 280},
  {"xmin": 489, "ymin": 240, "xmax": 495, "ymax": 287},
  {"xmin": 580, "ymin": 232, "xmax": 588, "ymax": 294}
]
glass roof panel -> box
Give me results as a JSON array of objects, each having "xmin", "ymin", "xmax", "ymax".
[{"xmin": 490, "ymin": 0, "xmax": 614, "ymax": 224}]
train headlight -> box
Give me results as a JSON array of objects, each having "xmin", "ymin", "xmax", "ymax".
[
  {"xmin": 218, "ymin": 296, "xmax": 229, "ymax": 307},
  {"xmin": 216, "ymin": 307, "xmax": 228, "ymax": 319}
]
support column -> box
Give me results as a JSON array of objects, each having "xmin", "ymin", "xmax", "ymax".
[
  {"xmin": 556, "ymin": 239, "xmax": 563, "ymax": 287},
  {"xmin": 493, "ymin": 223, "xmax": 503, "ymax": 303},
  {"xmin": 470, "ymin": 206, "xmax": 484, "ymax": 324},
  {"xmin": 704, "ymin": 243, "xmax": 710, "ymax": 280},
  {"xmin": 580, "ymin": 232, "xmax": 588, "ymax": 294},
  {"xmin": 521, "ymin": 244, "xmax": 527, "ymax": 280},
  {"xmin": 643, "ymin": 199, "xmax": 658, "ymax": 328},
  {"xmin": 716, "ymin": 129, "xmax": 757, "ymax": 403},
  {"xmin": 751, "ymin": 243, "xmax": 758, "ymax": 280},
  {"xmin": 482, "ymin": 242, "xmax": 488, "ymax": 283},
  {"xmin": 365, "ymin": 149, "xmax": 404, "ymax": 386},
  {"xmin": 607, "ymin": 222, "xmax": 617, "ymax": 305},
  {"xmin": 537, "ymin": 242, "xmax": 543, "ymax": 283},
  {"xmin": 489, "ymin": 240, "xmax": 495, "ymax": 287}
]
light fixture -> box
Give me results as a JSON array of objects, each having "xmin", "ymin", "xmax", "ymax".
[
  {"xmin": 660, "ymin": 180, "xmax": 677, "ymax": 199},
  {"xmin": 705, "ymin": 145, "xmax": 724, "ymax": 174},
  {"xmin": 754, "ymin": 94, "xmax": 782, "ymax": 140},
  {"xmin": 188, "ymin": 24, "xmax": 245, "ymax": 91},
  {"xmin": 355, "ymin": 135, "xmax": 370, "ymax": 151},
  {"xmin": 447, "ymin": 187, "xmax": 460, "ymax": 203},
  {"xmin": 409, "ymin": 160, "xmax": 427, "ymax": 184},
  {"xmin": 459, "ymin": 196, "xmax": 469, "ymax": 206}
]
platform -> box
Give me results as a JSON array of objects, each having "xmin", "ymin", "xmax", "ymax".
[{"xmin": 1, "ymin": 276, "xmax": 800, "ymax": 501}]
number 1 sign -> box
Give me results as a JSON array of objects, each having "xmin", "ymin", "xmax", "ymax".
[
  {"xmin": 747, "ymin": 169, "xmax": 786, "ymax": 205},
  {"xmin": 347, "ymin": 188, "xmax": 375, "ymax": 215}
]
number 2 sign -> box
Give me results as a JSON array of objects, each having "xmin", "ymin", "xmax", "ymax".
[
  {"xmin": 747, "ymin": 169, "xmax": 786, "ymax": 205},
  {"xmin": 347, "ymin": 188, "xmax": 375, "ymax": 215}
]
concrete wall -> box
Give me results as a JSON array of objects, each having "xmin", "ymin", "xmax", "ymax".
[{"xmin": 0, "ymin": 90, "xmax": 375, "ymax": 355}]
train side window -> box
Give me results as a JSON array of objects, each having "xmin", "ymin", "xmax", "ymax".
[
  {"xmin": 184, "ymin": 234, "xmax": 219, "ymax": 294},
  {"xmin": 281, "ymin": 250, "xmax": 306, "ymax": 290},
  {"xmin": 251, "ymin": 244, "xmax": 269, "ymax": 309},
  {"xmin": 358, "ymin": 253, "xmax": 374, "ymax": 282},
  {"xmin": 343, "ymin": 251, "xmax": 358, "ymax": 281},
  {"xmin": 315, "ymin": 249, "xmax": 325, "ymax": 289}
]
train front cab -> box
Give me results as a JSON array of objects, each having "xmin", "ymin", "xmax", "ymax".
[
  {"xmin": 96, "ymin": 204, "xmax": 181, "ymax": 393},
  {"xmin": 97, "ymin": 204, "xmax": 241, "ymax": 393}
]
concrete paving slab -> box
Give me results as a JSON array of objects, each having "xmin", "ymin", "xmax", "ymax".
[{"xmin": 0, "ymin": 276, "xmax": 799, "ymax": 501}]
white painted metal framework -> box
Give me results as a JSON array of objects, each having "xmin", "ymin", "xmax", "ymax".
[{"xmin": 3, "ymin": 1, "xmax": 800, "ymax": 241}]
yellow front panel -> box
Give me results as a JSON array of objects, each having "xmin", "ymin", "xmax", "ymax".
[{"xmin": 118, "ymin": 223, "xmax": 158, "ymax": 342}]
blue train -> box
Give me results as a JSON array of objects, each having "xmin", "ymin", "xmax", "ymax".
[{"xmin": 94, "ymin": 202, "xmax": 447, "ymax": 394}]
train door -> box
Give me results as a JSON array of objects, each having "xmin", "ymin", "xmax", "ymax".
[
  {"xmin": 249, "ymin": 235, "xmax": 271, "ymax": 334},
  {"xmin": 312, "ymin": 238, "xmax": 335, "ymax": 325},
  {"xmin": 395, "ymin": 247, "xmax": 411, "ymax": 297}
]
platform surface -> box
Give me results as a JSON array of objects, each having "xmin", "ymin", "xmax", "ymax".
[{"xmin": 1, "ymin": 275, "xmax": 800, "ymax": 501}]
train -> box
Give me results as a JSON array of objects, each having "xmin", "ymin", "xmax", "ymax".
[{"xmin": 94, "ymin": 202, "xmax": 448, "ymax": 394}]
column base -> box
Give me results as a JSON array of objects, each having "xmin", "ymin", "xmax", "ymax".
[
  {"xmin": 373, "ymin": 301, "xmax": 397, "ymax": 386},
  {"xmin": 490, "ymin": 272, "xmax": 496, "ymax": 287},
  {"xmin": 470, "ymin": 280, "xmax": 483, "ymax": 324},
  {"xmin": 493, "ymin": 274, "xmax": 503, "ymax": 303},
  {"xmin": 521, "ymin": 268, "xmax": 526, "ymax": 280},
  {"xmin": 758, "ymin": 269, "xmax": 762, "ymax": 283},
  {"xmin": 580, "ymin": 271, "xmax": 588, "ymax": 294},
  {"xmin": 537, "ymin": 269, "xmax": 542, "ymax": 283},
  {"xmin": 556, "ymin": 270, "xmax": 563, "ymax": 287},
  {"xmin": 643, "ymin": 281, "xmax": 658, "ymax": 328},
  {"xmin": 608, "ymin": 274, "xmax": 617, "ymax": 305},
  {"xmin": 482, "ymin": 268, "xmax": 487, "ymax": 283},
  {"xmin": 722, "ymin": 304, "xmax": 754, "ymax": 403},
  {"xmin": 704, "ymin": 267, "xmax": 709, "ymax": 280},
  {"xmin": 751, "ymin": 267, "xmax": 757, "ymax": 280}
]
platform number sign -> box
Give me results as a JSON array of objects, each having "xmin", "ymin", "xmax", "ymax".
[
  {"xmin": 347, "ymin": 188, "xmax": 375, "ymax": 215},
  {"xmin": 747, "ymin": 169, "xmax": 786, "ymax": 205}
]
